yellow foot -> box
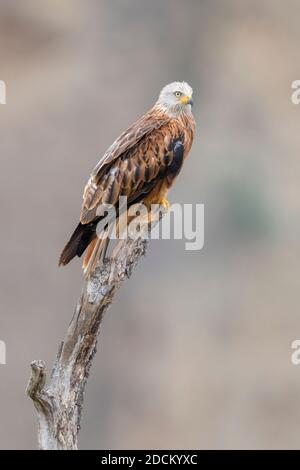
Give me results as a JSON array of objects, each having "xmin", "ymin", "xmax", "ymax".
[{"xmin": 160, "ymin": 198, "xmax": 170, "ymax": 210}]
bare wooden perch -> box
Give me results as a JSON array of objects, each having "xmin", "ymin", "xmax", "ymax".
[{"xmin": 27, "ymin": 210, "xmax": 164, "ymax": 450}]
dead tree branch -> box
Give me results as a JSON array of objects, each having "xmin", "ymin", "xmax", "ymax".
[{"xmin": 27, "ymin": 210, "xmax": 164, "ymax": 450}]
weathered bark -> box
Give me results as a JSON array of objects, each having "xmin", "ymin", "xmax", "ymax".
[{"xmin": 26, "ymin": 211, "xmax": 162, "ymax": 450}]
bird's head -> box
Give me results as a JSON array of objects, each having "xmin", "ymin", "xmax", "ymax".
[{"xmin": 156, "ymin": 81, "xmax": 193, "ymax": 115}]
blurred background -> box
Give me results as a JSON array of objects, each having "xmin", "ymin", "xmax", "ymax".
[{"xmin": 0, "ymin": 0, "xmax": 300, "ymax": 450}]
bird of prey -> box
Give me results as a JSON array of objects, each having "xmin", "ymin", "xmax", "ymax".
[{"xmin": 59, "ymin": 81, "xmax": 195, "ymax": 276}]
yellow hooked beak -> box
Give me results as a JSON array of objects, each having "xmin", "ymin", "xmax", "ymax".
[{"xmin": 180, "ymin": 95, "xmax": 193, "ymax": 106}]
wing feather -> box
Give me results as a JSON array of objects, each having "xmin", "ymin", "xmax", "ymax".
[{"xmin": 80, "ymin": 108, "xmax": 194, "ymax": 224}]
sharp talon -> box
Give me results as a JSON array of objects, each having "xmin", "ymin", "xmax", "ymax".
[{"xmin": 161, "ymin": 198, "xmax": 170, "ymax": 210}]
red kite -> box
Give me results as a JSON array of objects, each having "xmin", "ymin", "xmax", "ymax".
[{"xmin": 59, "ymin": 82, "xmax": 195, "ymax": 276}]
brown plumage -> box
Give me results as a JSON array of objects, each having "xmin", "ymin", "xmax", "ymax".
[{"xmin": 59, "ymin": 81, "xmax": 196, "ymax": 276}]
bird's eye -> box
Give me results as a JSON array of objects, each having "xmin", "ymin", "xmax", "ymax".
[{"xmin": 174, "ymin": 91, "xmax": 182, "ymax": 98}]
